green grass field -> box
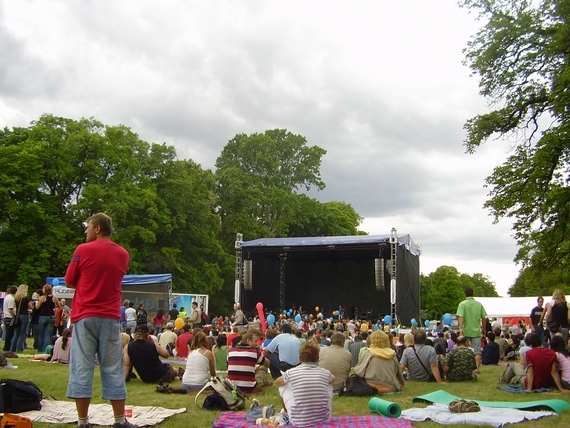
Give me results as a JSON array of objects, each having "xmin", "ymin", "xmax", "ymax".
[{"xmin": 3, "ymin": 346, "xmax": 570, "ymax": 428}]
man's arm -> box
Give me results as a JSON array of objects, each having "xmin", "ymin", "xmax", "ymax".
[
  {"xmin": 275, "ymin": 376, "xmax": 285, "ymax": 386},
  {"xmin": 123, "ymin": 346, "xmax": 132, "ymax": 381},
  {"xmin": 529, "ymin": 309, "xmax": 535, "ymax": 331},
  {"xmin": 430, "ymin": 362, "xmax": 445, "ymax": 384},
  {"xmin": 155, "ymin": 343, "xmax": 169, "ymax": 358},
  {"xmin": 525, "ymin": 365, "xmax": 534, "ymax": 392},
  {"xmin": 457, "ymin": 316, "xmax": 464, "ymax": 332}
]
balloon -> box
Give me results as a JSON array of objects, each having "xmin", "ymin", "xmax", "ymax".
[
  {"xmin": 256, "ymin": 302, "xmax": 267, "ymax": 333},
  {"xmin": 442, "ymin": 313, "xmax": 453, "ymax": 325},
  {"xmin": 283, "ymin": 310, "xmax": 287, "ymax": 314},
  {"xmin": 304, "ymin": 316, "xmax": 308, "ymax": 321},
  {"xmin": 295, "ymin": 314, "xmax": 301, "ymax": 323},
  {"xmin": 424, "ymin": 320, "xmax": 430, "ymax": 327},
  {"xmin": 174, "ymin": 318, "xmax": 184, "ymax": 330},
  {"xmin": 267, "ymin": 314, "xmax": 275, "ymax": 325},
  {"xmin": 52, "ymin": 278, "xmax": 59, "ymax": 286},
  {"xmin": 394, "ymin": 327, "xmax": 399, "ymax": 334},
  {"xmin": 318, "ymin": 313, "xmax": 323, "ymax": 319},
  {"xmin": 411, "ymin": 318, "xmax": 417, "ymax": 326},
  {"xmin": 315, "ymin": 306, "xmax": 320, "ymax": 312},
  {"xmin": 309, "ymin": 314, "xmax": 314, "ymax": 319},
  {"xmin": 384, "ymin": 315, "xmax": 392, "ymax": 324},
  {"xmin": 329, "ymin": 317, "xmax": 334, "ymax": 323}
]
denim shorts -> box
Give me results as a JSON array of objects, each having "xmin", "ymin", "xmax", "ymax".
[
  {"xmin": 181, "ymin": 383, "xmax": 205, "ymax": 391},
  {"xmin": 67, "ymin": 317, "xmax": 127, "ymax": 401},
  {"xmin": 468, "ymin": 336, "xmax": 482, "ymax": 356}
]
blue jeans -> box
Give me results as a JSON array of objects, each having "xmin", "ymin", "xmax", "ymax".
[
  {"xmin": 37, "ymin": 315, "xmax": 54, "ymax": 353},
  {"xmin": 67, "ymin": 317, "xmax": 126, "ymax": 401},
  {"xmin": 10, "ymin": 315, "xmax": 30, "ymax": 352},
  {"xmin": 2, "ymin": 318, "xmax": 15, "ymax": 352},
  {"xmin": 535, "ymin": 326, "xmax": 547, "ymax": 348}
]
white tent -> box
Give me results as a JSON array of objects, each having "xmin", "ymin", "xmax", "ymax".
[{"xmin": 473, "ymin": 296, "xmax": 548, "ymax": 319}]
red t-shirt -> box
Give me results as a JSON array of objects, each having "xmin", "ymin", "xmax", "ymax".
[
  {"xmin": 524, "ymin": 347, "xmax": 557, "ymax": 389},
  {"xmin": 175, "ymin": 332, "xmax": 194, "ymax": 358},
  {"xmin": 64, "ymin": 239, "xmax": 129, "ymax": 323}
]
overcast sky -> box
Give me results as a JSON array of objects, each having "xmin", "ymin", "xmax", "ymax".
[{"xmin": 0, "ymin": 1, "xmax": 520, "ymax": 296}]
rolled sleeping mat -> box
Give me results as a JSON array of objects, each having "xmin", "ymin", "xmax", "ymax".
[{"xmin": 368, "ymin": 396, "xmax": 402, "ymax": 418}]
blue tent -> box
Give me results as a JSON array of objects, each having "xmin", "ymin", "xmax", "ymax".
[{"xmin": 46, "ymin": 274, "xmax": 172, "ymax": 286}]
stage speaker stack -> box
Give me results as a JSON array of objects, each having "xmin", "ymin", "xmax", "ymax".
[
  {"xmin": 243, "ymin": 259, "xmax": 253, "ymax": 290},
  {"xmin": 375, "ymin": 258, "xmax": 385, "ymax": 291}
]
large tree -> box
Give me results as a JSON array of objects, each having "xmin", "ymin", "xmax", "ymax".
[
  {"xmin": 461, "ymin": 0, "xmax": 570, "ymax": 288},
  {"xmin": 215, "ymin": 129, "xmax": 327, "ymax": 246},
  {"xmin": 0, "ymin": 115, "xmax": 226, "ymax": 296}
]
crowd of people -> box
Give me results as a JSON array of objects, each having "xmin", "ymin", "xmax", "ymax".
[{"xmin": 0, "ymin": 241, "xmax": 570, "ymax": 427}]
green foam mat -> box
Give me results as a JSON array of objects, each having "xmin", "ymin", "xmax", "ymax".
[
  {"xmin": 368, "ymin": 397, "xmax": 402, "ymax": 418},
  {"xmin": 412, "ymin": 389, "xmax": 570, "ymax": 413}
]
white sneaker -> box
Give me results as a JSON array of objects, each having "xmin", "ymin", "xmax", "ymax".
[{"xmin": 3, "ymin": 363, "xmax": 18, "ymax": 369}]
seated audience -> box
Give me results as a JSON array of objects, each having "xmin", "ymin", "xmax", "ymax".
[
  {"xmin": 265, "ymin": 323, "xmax": 301, "ymax": 379},
  {"xmin": 181, "ymin": 331, "xmax": 215, "ymax": 392},
  {"xmin": 399, "ymin": 329, "xmax": 444, "ymax": 383},
  {"xmin": 212, "ymin": 334, "xmax": 229, "ymax": 372},
  {"xmin": 275, "ymin": 341, "xmax": 334, "ymax": 427},
  {"xmin": 494, "ymin": 327, "xmax": 507, "ymax": 360},
  {"xmin": 482, "ymin": 332, "xmax": 500, "ymax": 365},
  {"xmin": 174, "ymin": 324, "xmax": 193, "ymax": 358},
  {"xmin": 227, "ymin": 331, "xmax": 270, "ymax": 394},
  {"xmin": 158, "ymin": 322, "xmax": 177, "ymax": 356},
  {"xmin": 521, "ymin": 333, "xmax": 567, "ymax": 392},
  {"xmin": 52, "ymin": 328, "xmax": 72, "ymax": 364},
  {"xmin": 550, "ymin": 335, "xmax": 570, "ymax": 389},
  {"xmin": 319, "ymin": 332, "xmax": 352, "ymax": 392},
  {"xmin": 123, "ymin": 324, "xmax": 181, "ymax": 383},
  {"xmin": 354, "ymin": 330, "xmax": 405, "ymax": 393},
  {"xmin": 348, "ymin": 333, "xmax": 367, "ymax": 368},
  {"xmin": 443, "ymin": 335, "xmax": 477, "ymax": 381}
]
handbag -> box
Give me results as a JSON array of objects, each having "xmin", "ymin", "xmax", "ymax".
[
  {"xmin": 339, "ymin": 355, "xmax": 377, "ymax": 397},
  {"xmin": 9, "ymin": 300, "xmax": 23, "ymax": 328},
  {"xmin": 339, "ymin": 374, "xmax": 377, "ymax": 397}
]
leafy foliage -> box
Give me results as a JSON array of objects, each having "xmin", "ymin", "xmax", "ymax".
[
  {"xmin": 0, "ymin": 115, "xmax": 226, "ymax": 296},
  {"xmin": 461, "ymin": 0, "xmax": 570, "ymax": 288},
  {"xmin": 421, "ymin": 266, "xmax": 498, "ymax": 319}
]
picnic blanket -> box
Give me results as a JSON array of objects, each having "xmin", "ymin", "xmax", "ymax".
[
  {"xmin": 401, "ymin": 403, "xmax": 555, "ymax": 427},
  {"xmin": 7, "ymin": 399, "xmax": 186, "ymax": 426},
  {"xmin": 413, "ymin": 389, "xmax": 570, "ymax": 412},
  {"xmin": 498, "ymin": 386, "xmax": 553, "ymax": 393},
  {"xmin": 212, "ymin": 412, "xmax": 414, "ymax": 428}
]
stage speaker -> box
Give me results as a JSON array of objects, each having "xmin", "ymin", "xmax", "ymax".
[
  {"xmin": 375, "ymin": 258, "xmax": 385, "ymax": 291},
  {"xmin": 244, "ymin": 259, "xmax": 253, "ymax": 290}
]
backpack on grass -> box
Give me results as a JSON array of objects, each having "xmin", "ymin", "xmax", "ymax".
[
  {"xmin": 195, "ymin": 376, "xmax": 246, "ymax": 411},
  {"xmin": 0, "ymin": 379, "xmax": 42, "ymax": 413}
]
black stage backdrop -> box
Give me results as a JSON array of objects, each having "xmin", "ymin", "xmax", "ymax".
[{"xmin": 239, "ymin": 236, "xmax": 420, "ymax": 325}]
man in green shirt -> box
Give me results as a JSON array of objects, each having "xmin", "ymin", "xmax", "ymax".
[{"xmin": 456, "ymin": 287, "xmax": 487, "ymax": 371}]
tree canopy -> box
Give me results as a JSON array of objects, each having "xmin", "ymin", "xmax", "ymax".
[
  {"xmin": 420, "ymin": 266, "xmax": 498, "ymax": 320},
  {"xmin": 461, "ymin": 0, "xmax": 570, "ymax": 290}
]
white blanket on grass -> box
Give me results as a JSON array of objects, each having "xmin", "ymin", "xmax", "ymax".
[
  {"xmin": 5, "ymin": 399, "xmax": 186, "ymax": 427},
  {"xmin": 401, "ymin": 404, "xmax": 554, "ymax": 427}
]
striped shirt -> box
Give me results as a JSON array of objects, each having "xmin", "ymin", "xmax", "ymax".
[
  {"xmin": 282, "ymin": 363, "xmax": 333, "ymax": 426},
  {"xmin": 227, "ymin": 345, "xmax": 265, "ymax": 393}
]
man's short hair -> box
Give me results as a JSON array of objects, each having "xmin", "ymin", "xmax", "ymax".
[
  {"xmin": 456, "ymin": 336, "xmax": 468, "ymax": 346},
  {"xmin": 192, "ymin": 301, "xmax": 198, "ymax": 306},
  {"xmin": 413, "ymin": 329, "xmax": 427, "ymax": 344},
  {"xmin": 280, "ymin": 323, "xmax": 292, "ymax": 334},
  {"xmin": 330, "ymin": 332, "xmax": 345, "ymax": 346},
  {"xmin": 464, "ymin": 287, "xmax": 474, "ymax": 297},
  {"xmin": 87, "ymin": 213, "xmax": 113, "ymax": 236},
  {"xmin": 486, "ymin": 332, "xmax": 496, "ymax": 342},
  {"xmin": 528, "ymin": 333, "xmax": 541, "ymax": 348}
]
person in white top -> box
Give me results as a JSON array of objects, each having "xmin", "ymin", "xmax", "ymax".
[
  {"xmin": 124, "ymin": 302, "xmax": 136, "ymax": 331},
  {"xmin": 181, "ymin": 331, "xmax": 215, "ymax": 391}
]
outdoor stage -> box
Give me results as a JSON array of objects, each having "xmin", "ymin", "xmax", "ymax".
[{"xmin": 237, "ymin": 234, "xmax": 420, "ymax": 324}]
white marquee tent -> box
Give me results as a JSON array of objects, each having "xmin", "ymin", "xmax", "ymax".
[{"xmin": 473, "ymin": 296, "xmax": 549, "ymax": 320}]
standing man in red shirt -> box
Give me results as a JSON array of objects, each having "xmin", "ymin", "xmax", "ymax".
[{"xmin": 64, "ymin": 213, "xmax": 138, "ymax": 428}]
